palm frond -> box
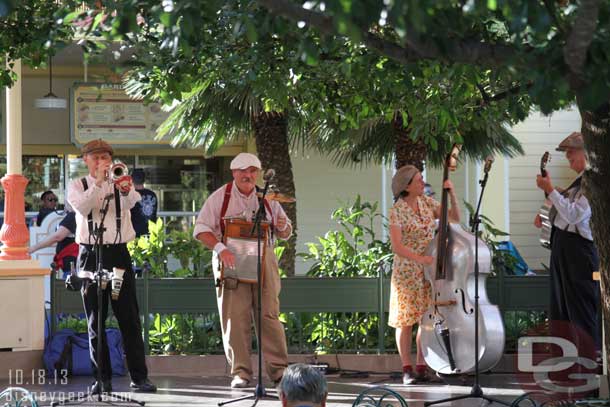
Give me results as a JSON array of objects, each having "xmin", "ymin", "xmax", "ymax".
[
  {"xmin": 154, "ymin": 81, "xmax": 262, "ymax": 154},
  {"xmin": 308, "ymin": 115, "xmax": 524, "ymax": 168},
  {"xmin": 426, "ymin": 120, "xmax": 524, "ymax": 168},
  {"xmin": 308, "ymin": 118, "xmax": 395, "ymax": 168}
]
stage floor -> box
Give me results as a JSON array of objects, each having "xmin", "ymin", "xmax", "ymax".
[{"xmin": 0, "ymin": 372, "xmax": 546, "ymax": 406}]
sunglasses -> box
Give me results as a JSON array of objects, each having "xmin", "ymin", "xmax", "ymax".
[{"xmin": 46, "ymin": 198, "xmax": 58, "ymax": 202}]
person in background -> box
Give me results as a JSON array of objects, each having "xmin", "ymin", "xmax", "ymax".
[
  {"xmin": 28, "ymin": 207, "xmax": 78, "ymax": 279},
  {"xmin": 36, "ymin": 190, "xmax": 58, "ymax": 226},
  {"xmin": 130, "ymin": 168, "xmax": 158, "ymax": 237},
  {"xmin": 278, "ymin": 364, "xmax": 328, "ymax": 407}
]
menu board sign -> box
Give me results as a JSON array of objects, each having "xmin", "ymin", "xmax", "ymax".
[{"xmin": 70, "ymin": 83, "xmax": 172, "ymax": 147}]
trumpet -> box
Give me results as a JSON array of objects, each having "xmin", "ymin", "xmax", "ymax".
[{"xmin": 106, "ymin": 161, "xmax": 129, "ymax": 183}]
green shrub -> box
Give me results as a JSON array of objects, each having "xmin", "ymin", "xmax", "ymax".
[
  {"xmin": 148, "ymin": 313, "xmax": 223, "ymax": 355},
  {"xmin": 292, "ymin": 196, "xmax": 395, "ymax": 353},
  {"xmin": 300, "ymin": 195, "xmax": 392, "ymax": 277},
  {"xmin": 55, "ymin": 315, "xmax": 118, "ymax": 332},
  {"xmin": 128, "ymin": 218, "xmax": 213, "ymax": 277}
]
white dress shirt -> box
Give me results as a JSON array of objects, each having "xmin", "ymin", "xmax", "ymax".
[
  {"xmin": 68, "ymin": 174, "xmax": 141, "ymax": 244},
  {"xmin": 549, "ymin": 175, "xmax": 593, "ymax": 241}
]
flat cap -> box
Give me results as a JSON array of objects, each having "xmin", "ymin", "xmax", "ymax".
[
  {"xmin": 230, "ymin": 153, "xmax": 262, "ymax": 170},
  {"xmin": 392, "ymin": 165, "xmax": 419, "ymax": 198},
  {"xmin": 81, "ymin": 139, "xmax": 114, "ymax": 155},
  {"xmin": 556, "ymin": 132, "xmax": 584, "ymax": 152}
]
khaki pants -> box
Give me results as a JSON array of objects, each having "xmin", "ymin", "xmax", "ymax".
[{"xmin": 213, "ymin": 249, "xmax": 288, "ymax": 382}]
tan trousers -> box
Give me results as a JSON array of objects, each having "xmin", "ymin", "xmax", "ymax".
[{"xmin": 213, "ymin": 249, "xmax": 288, "ymax": 382}]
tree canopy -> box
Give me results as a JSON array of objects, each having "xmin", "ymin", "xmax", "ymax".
[
  {"xmin": 53, "ymin": 0, "xmax": 528, "ymax": 166},
  {"xmin": 257, "ymin": 0, "xmax": 609, "ymax": 113}
]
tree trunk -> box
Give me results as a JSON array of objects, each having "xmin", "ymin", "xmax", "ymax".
[
  {"xmin": 392, "ymin": 112, "xmax": 427, "ymax": 171},
  {"xmin": 252, "ymin": 111, "xmax": 297, "ymax": 276},
  {"xmin": 581, "ymin": 107, "xmax": 610, "ymax": 383}
]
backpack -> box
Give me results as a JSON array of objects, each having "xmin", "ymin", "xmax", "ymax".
[{"xmin": 43, "ymin": 328, "xmax": 126, "ymax": 376}]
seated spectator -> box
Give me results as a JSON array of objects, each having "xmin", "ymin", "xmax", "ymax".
[
  {"xmin": 36, "ymin": 190, "xmax": 58, "ymax": 226},
  {"xmin": 130, "ymin": 168, "xmax": 158, "ymax": 237},
  {"xmin": 278, "ymin": 364, "xmax": 328, "ymax": 407},
  {"xmin": 29, "ymin": 209, "xmax": 77, "ymax": 279}
]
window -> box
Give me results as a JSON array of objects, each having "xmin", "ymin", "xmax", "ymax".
[
  {"xmin": 0, "ymin": 155, "xmax": 64, "ymax": 210},
  {"xmin": 137, "ymin": 156, "xmax": 230, "ymax": 212},
  {"xmin": 0, "ymin": 153, "xmax": 231, "ymax": 230}
]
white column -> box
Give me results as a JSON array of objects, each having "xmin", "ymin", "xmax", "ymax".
[{"xmin": 6, "ymin": 59, "xmax": 22, "ymax": 175}]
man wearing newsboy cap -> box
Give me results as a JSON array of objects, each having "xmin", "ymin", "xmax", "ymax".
[
  {"xmin": 534, "ymin": 132, "xmax": 601, "ymax": 358},
  {"xmin": 68, "ymin": 139, "xmax": 157, "ymax": 394},
  {"xmin": 194, "ymin": 152, "xmax": 292, "ymax": 388}
]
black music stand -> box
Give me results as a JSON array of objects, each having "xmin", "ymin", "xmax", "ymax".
[
  {"xmin": 52, "ymin": 192, "xmax": 144, "ymax": 407},
  {"xmin": 425, "ymin": 163, "xmax": 510, "ymax": 407},
  {"xmin": 219, "ymin": 176, "xmax": 277, "ymax": 407}
]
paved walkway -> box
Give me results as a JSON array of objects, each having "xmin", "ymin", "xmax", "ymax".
[{"xmin": 0, "ymin": 373, "xmax": 554, "ymax": 406}]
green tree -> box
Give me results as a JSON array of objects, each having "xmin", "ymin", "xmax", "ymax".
[
  {"xmin": 0, "ymin": 0, "xmax": 76, "ymax": 86},
  {"xmin": 253, "ymin": 0, "xmax": 610, "ymax": 371}
]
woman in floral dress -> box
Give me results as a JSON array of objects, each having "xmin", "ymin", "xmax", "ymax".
[{"xmin": 389, "ymin": 165, "xmax": 460, "ymax": 384}]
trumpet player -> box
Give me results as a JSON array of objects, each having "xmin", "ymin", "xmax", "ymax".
[{"xmin": 67, "ymin": 139, "xmax": 157, "ymax": 395}]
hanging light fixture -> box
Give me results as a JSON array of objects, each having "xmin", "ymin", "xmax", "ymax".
[{"xmin": 34, "ymin": 55, "xmax": 67, "ymax": 109}]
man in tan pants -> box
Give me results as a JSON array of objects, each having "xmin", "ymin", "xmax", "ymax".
[{"xmin": 194, "ymin": 153, "xmax": 291, "ymax": 388}]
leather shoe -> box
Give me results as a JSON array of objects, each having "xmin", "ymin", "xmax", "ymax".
[
  {"xmin": 415, "ymin": 369, "xmax": 430, "ymax": 382},
  {"xmin": 130, "ymin": 378, "xmax": 157, "ymax": 393},
  {"xmin": 230, "ymin": 375, "xmax": 250, "ymax": 388},
  {"xmin": 90, "ymin": 380, "xmax": 112, "ymax": 395}
]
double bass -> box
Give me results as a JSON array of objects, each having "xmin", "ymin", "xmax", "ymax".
[{"xmin": 420, "ymin": 146, "xmax": 505, "ymax": 375}]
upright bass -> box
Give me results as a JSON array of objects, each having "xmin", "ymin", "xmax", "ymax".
[{"xmin": 420, "ymin": 147, "xmax": 505, "ymax": 375}]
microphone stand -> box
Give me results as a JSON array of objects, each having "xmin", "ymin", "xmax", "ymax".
[
  {"xmin": 219, "ymin": 177, "xmax": 277, "ymax": 407},
  {"xmin": 52, "ymin": 191, "xmax": 143, "ymax": 407},
  {"xmin": 425, "ymin": 165, "xmax": 509, "ymax": 407}
]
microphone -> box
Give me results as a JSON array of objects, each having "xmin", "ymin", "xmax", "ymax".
[
  {"xmin": 252, "ymin": 168, "xmax": 275, "ymax": 236},
  {"xmin": 483, "ymin": 156, "xmax": 494, "ymax": 173},
  {"xmin": 263, "ymin": 169, "xmax": 275, "ymax": 182}
]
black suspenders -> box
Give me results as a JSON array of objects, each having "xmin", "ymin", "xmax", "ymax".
[{"xmin": 81, "ymin": 177, "xmax": 122, "ymax": 243}]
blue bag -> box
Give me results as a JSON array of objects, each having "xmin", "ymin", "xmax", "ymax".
[
  {"xmin": 497, "ymin": 241, "xmax": 535, "ymax": 275},
  {"xmin": 43, "ymin": 328, "xmax": 126, "ymax": 376}
]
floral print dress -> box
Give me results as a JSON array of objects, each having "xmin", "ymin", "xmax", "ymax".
[{"xmin": 388, "ymin": 195, "xmax": 440, "ymax": 328}]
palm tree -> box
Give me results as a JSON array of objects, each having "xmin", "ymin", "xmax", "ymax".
[
  {"xmin": 392, "ymin": 113, "xmax": 427, "ymax": 171},
  {"xmin": 252, "ymin": 111, "xmax": 297, "ymax": 276}
]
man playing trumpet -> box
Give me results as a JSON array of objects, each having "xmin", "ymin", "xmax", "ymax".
[
  {"xmin": 194, "ymin": 152, "xmax": 292, "ymax": 388},
  {"xmin": 67, "ymin": 139, "xmax": 156, "ymax": 394}
]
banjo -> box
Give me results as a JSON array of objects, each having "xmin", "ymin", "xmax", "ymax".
[{"xmin": 538, "ymin": 151, "xmax": 554, "ymax": 249}]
